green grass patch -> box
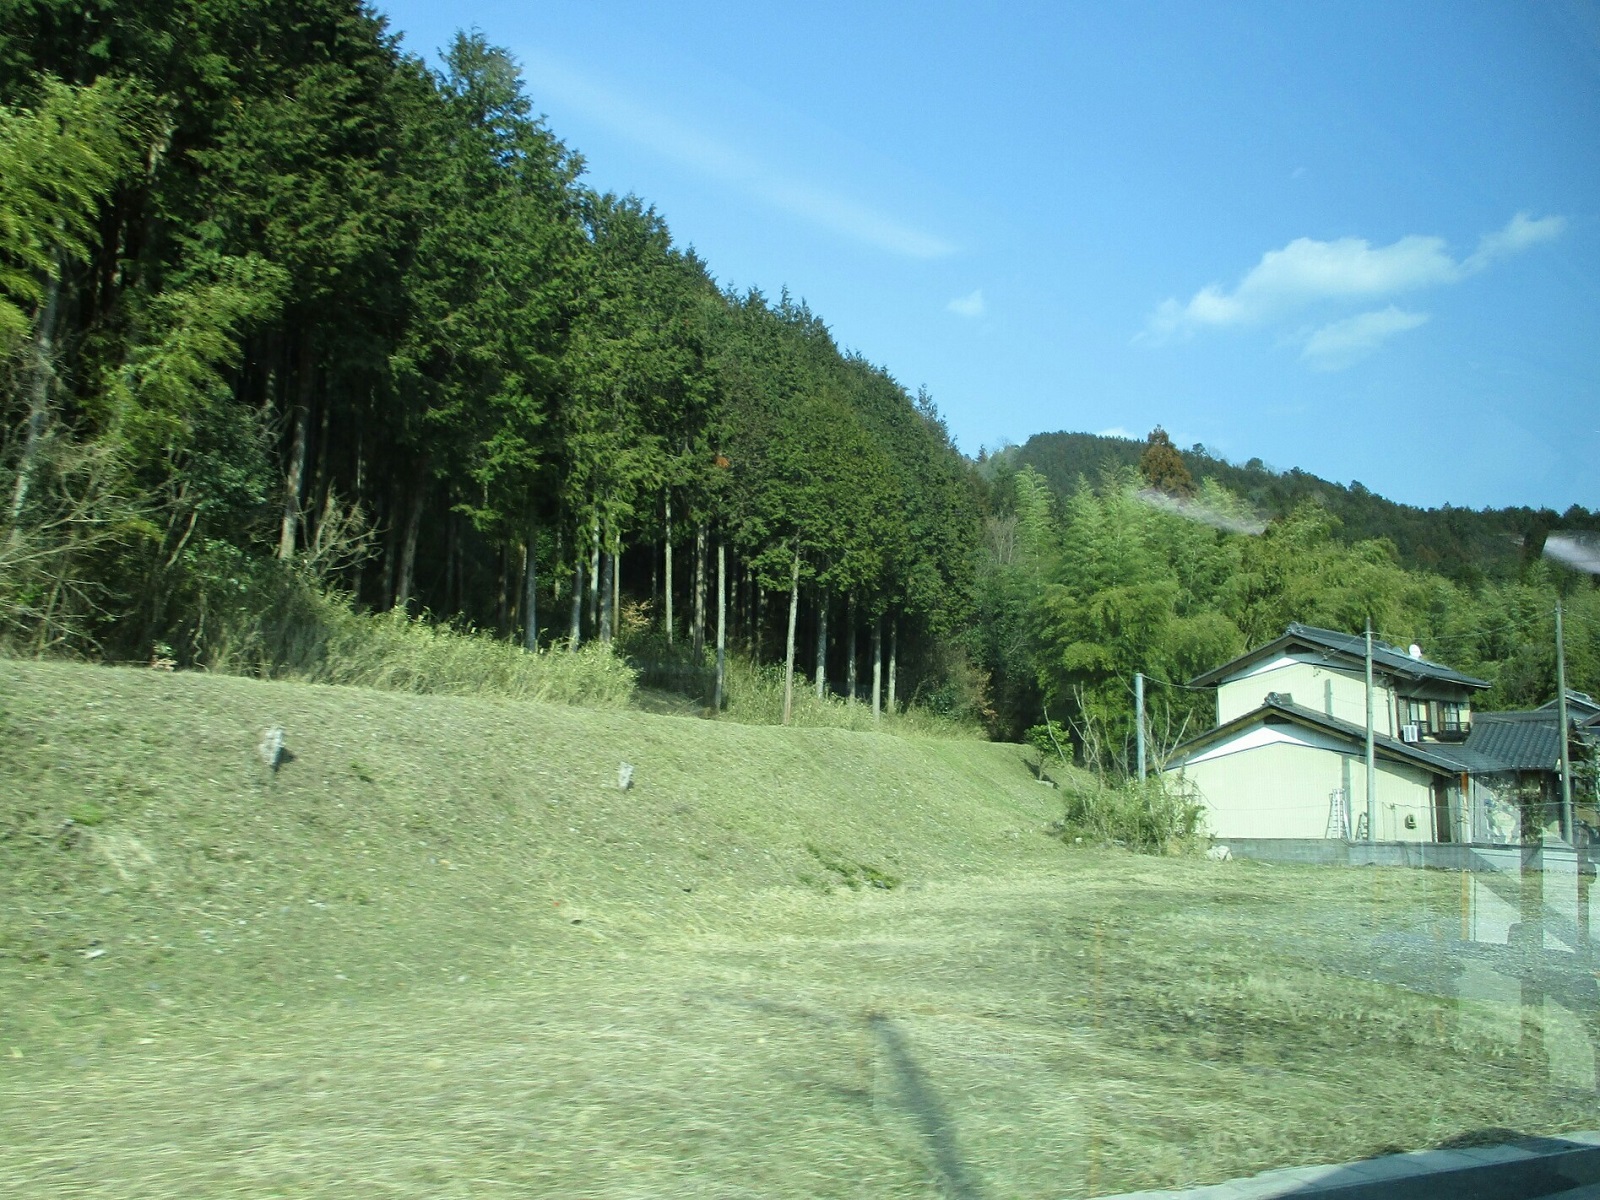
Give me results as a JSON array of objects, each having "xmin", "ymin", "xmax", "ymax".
[
  {"xmin": 804, "ymin": 842, "xmax": 902, "ymax": 892},
  {"xmin": 715, "ymin": 653, "xmax": 986, "ymax": 738},
  {"xmin": 1, "ymin": 659, "xmax": 1594, "ymax": 1198}
]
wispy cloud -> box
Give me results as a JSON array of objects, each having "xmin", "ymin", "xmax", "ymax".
[
  {"xmin": 947, "ymin": 288, "xmax": 985, "ymax": 317},
  {"xmin": 1544, "ymin": 532, "xmax": 1600, "ymax": 576},
  {"xmin": 1141, "ymin": 212, "xmax": 1565, "ymax": 360},
  {"xmin": 1096, "ymin": 426, "xmax": 1135, "ymax": 439},
  {"xmin": 1463, "ymin": 212, "xmax": 1566, "ymax": 272},
  {"xmin": 1135, "ymin": 488, "xmax": 1267, "ymax": 536},
  {"xmin": 1301, "ymin": 307, "xmax": 1430, "ymax": 371},
  {"xmin": 524, "ymin": 53, "xmax": 956, "ymax": 260}
]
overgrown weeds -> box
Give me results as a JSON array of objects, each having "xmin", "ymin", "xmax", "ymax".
[
  {"xmin": 716, "ymin": 655, "xmax": 985, "ymax": 738},
  {"xmin": 1048, "ymin": 775, "xmax": 1207, "ymax": 855},
  {"xmin": 150, "ymin": 560, "xmax": 638, "ymax": 707}
]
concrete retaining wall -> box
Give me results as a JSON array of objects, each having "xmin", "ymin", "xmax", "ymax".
[{"xmin": 1219, "ymin": 837, "xmax": 1592, "ymax": 875}]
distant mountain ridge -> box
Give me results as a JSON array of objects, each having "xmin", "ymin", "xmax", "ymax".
[{"xmin": 1009, "ymin": 431, "xmax": 1599, "ymax": 585}]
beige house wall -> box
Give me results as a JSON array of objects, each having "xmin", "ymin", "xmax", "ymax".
[
  {"xmin": 1172, "ymin": 733, "xmax": 1436, "ymax": 841},
  {"xmin": 1217, "ymin": 655, "xmax": 1397, "ymax": 735}
]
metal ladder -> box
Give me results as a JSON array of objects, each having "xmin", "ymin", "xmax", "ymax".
[{"xmin": 1326, "ymin": 787, "xmax": 1350, "ymax": 840}]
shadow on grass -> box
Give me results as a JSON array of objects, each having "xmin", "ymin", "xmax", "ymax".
[{"xmin": 868, "ymin": 1011, "xmax": 984, "ymax": 1200}]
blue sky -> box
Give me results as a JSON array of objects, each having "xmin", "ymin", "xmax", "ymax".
[{"xmin": 376, "ymin": 1, "xmax": 1599, "ymax": 511}]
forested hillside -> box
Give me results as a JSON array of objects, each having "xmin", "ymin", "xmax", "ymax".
[
  {"xmin": 974, "ymin": 443, "xmax": 1599, "ymax": 751},
  {"xmin": 1011, "ymin": 431, "xmax": 1600, "ymax": 585},
  {"xmin": 2, "ymin": 1, "xmax": 1595, "ymax": 762}
]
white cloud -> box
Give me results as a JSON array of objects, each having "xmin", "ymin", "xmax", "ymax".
[
  {"xmin": 1464, "ymin": 212, "xmax": 1567, "ymax": 273},
  {"xmin": 947, "ymin": 288, "xmax": 985, "ymax": 318},
  {"xmin": 1300, "ymin": 306, "xmax": 1430, "ymax": 371},
  {"xmin": 1142, "ymin": 212, "xmax": 1565, "ymax": 345},
  {"xmin": 1096, "ymin": 426, "xmax": 1135, "ymax": 439},
  {"xmin": 523, "ymin": 52, "xmax": 956, "ymax": 260}
]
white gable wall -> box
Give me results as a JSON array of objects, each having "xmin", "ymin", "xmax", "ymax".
[
  {"xmin": 1169, "ymin": 723, "xmax": 1435, "ymax": 841},
  {"xmin": 1216, "ymin": 653, "xmax": 1396, "ymax": 735}
]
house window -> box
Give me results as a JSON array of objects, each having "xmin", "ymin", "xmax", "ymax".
[
  {"xmin": 1438, "ymin": 701, "xmax": 1466, "ymax": 733},
  {"xmin": 1404, "ymin": 699, "xmax": 1431, "ymax": 732}
]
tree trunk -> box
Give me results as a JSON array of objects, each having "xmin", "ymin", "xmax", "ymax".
[
  {"xmin": 611, "ymin": 536, "xmax": 621, "ymax": 640},
  {"xmin": 782, "ymin": 549, "xmax": 800, "ymax": 725},
  {"xmin": 587, "ymin": 511, "xmax": 600, "ymax": 634},
  {"xmin": 598, "ymin": 550, "xmax": 614, "ymax": 643},
  {"xmin": 522, "ymin": 531, "xmax": 538, "ymax": 651},
  {"xmin": 871, "ymin": 615, "xmax": 883, "ymax": 722},
  {"xmin": 742, "ymin": 566, "xmax": 753, "ymax": 654},
  {"xmin": 568, "ymin": 543, "xmax": 584, "ymax": 651},
  {"xmin": 553, "ymin": 528, "xmax": 564, "ymax": 605},
  {"xmin": 379, "ymin": 486, "xmax": 397, "ymax": 611},
  {"xmin": 692, "ymin": 522, "xmax": 707, "ymax": 657},
  {"xmin": 814, "ymin": 590, "xmax": 828, "ymax": 699},
  {"xmin": 496, "ymin": 541, "xmax": 511, "ymax": 637},
  {"xmin": 351, "ymin": 434, "xmax": 368, "ymax": 604},
  {"xmin": 8, "ymin": 258, "xmax": 63, "ymax": 535},
  {"xmin": 394, "ymin": 473, "xmax": 425, "ymax": 614},
  {"xmin": 664, "ymin": 493, "xmax": 674, "ymax": 645},
  {"xmin": 714, "ymin": 540, "xmax": 727, "ymax": 711},
  {"xmin": 846, "ymin": 593, "xmax": 858, "ymax": 705},
  {"xmin": 443, "ymin": 509, "xmax": 457, "ymax": 616},
  {"xmin": 756, "ymin": 585, "xmax": 766, "ymax": 661},
  {"xmin": 277, "ymin": 335, "xmax": 314, "ymax": 560},
  {"xmin": 887, "ymin": 617, "xmax": 898, "ymax": 713},
  {"xmin": 308, "ymin": 395, "xmax": 332, "ymax": 550}
]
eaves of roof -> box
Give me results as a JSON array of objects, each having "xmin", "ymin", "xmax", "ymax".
[
  {"xmin": 1165, "ymin": 694, "xmax": 1463, "ymax": 777},
  {"xmin": 1538, "ymin": 690, "xmax": 1600, "ymax": 719},
  {"xmin": 1189, "ymin": 622, "xmax": 1491, "ymax": 691}
]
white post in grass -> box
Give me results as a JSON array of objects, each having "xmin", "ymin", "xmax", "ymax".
[
  {"xmin": 714, "ymin": 541, "xmax": 727, "ymax": 712},
  {"xmin": 1135, "ymin": 671, "xmax": 1147, "ymax": 781}
]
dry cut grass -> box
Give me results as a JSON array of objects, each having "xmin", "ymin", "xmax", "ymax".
[{"xmin": 1, "ymin": 660, "xmax": 1594, "ymax": 1198}]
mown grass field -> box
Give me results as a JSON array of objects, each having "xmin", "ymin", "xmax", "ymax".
[{"xmin": 2, "ymin": 659, "xmax": 1594, "ymax": 1198}]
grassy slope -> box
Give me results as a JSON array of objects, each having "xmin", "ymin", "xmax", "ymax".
[{"xmin": 2, "ymin": 660, "xmax": 1593, "ymax": 1198}]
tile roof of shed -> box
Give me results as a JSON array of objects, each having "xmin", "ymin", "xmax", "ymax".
[
  {"xmin": 1464, "ymin": 712, "xmax": 1566, "ymax": 773},
  {"xmin": 1537, "ymin": 690, "xmax": 1600, "ymax": 719}
]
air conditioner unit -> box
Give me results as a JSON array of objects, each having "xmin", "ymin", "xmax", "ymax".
[{"xmin": 1401, "ymin": 723, "xmax": 1420, "ymax": 743}]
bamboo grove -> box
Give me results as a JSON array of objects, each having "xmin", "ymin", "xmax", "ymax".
[{"xmin": 2, "ymin": 1, "xmax": 1595, "ymax": 750}]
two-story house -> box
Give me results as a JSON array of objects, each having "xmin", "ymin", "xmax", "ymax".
[{"xmin": 1164, "ymin": 623, "xmax": 1491, "ymax": 842}]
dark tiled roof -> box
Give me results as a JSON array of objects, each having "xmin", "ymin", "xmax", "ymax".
[
  {"xmin": 1465, "ymin": 711, "xmax": 1565, "ymax": 773},
  {"xmin": 1537, "ymin": 690, "xmax": 1600, "ymax": 719},
  {"xmin": 1189, "ymin": 622, "xmax": 1491, "ymax": 690}
]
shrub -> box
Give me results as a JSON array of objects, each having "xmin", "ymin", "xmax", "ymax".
[{"xmin": 1050, "ymin": 775, "xmax": 1206, "ymax": 855}]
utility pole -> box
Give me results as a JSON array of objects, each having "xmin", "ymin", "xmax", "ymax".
[
  {"xmin": 1366, "ymin": 618, "xmax": 1377, "ymax": 843},
  {"xmin": 1557, "ymin": 600, "xmax": 1574, "ymax": 842},
  {"xmin": 1135, "ymin": 671, "xmax": 1147, "ymax": 781}
]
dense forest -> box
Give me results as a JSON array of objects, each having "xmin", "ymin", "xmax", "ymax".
[
  {"xmin": 0, "ymin": 1, "xmax": 977, "ymax": 718},
  {"xmin": 2, "ymin": 0, "xmax": 1596, "ymax": 764}
]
